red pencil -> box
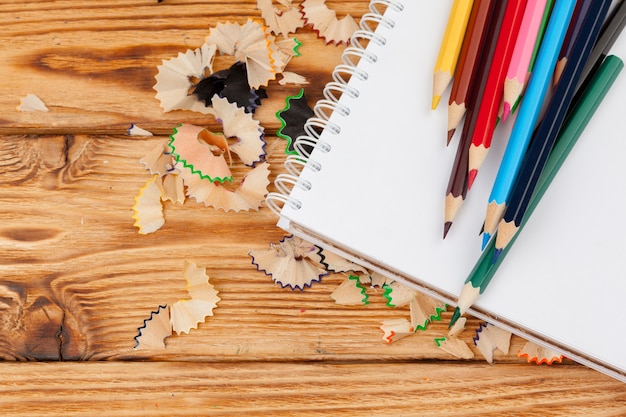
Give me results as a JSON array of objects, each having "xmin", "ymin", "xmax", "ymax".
[{"xmin": 466, "ymin": 0, "xmax": 528, "ymax": 189}]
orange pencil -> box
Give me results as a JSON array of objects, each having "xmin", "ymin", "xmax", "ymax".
[
  {"xmin": 466, "ymin": 0, "xmax": 528, "ymax": 189},
  {"xmin": 432, "ymin": 0, "xmax": 475, "ymax": 110}
]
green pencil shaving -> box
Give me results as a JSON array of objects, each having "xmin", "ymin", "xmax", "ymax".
[{"xmin": 449, "ymin": 54, "xmax": 624, "ymax": 328}]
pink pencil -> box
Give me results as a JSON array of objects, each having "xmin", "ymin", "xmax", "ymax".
[{"xmin": 501, "ymin": 0, "xmax": 548, "ymax": 122}]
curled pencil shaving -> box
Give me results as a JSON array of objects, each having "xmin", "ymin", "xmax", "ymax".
[
  {"xmin": 212, "ymin": 95, "xmax": 266, "ymax": 166},
  {"xmin": 249, "ymin": 235, "xmax": 329, "ymax": 290},
  {"xmin": 300, "ymin": 0, "xmax": 359, "ymax": 45},
  {"xmin": 435, "ymin": 317, "xmax": 475, "ymax": 360},
  {"xmin": 179, "ymin": 161, "xmax": 270, "ymax": 212},
  {"xmin": 159, "ymin": 173, "xmax": 185, "ymax": 204},
  {"xmin": 409, "ymin": 293, "xmax": 446, "ymax": 331},
  {"xmin": 279, "ymin": 71, "xmax": 309, "ymax": 85},
  {"xmin": 472, "ymin": 322, "xmax": 512, "ymax": 363},
  {"xmin": 17, "ymin": 93, "xmax": 49, "ymax": 112},
  {"xmin": 276, "ymin": 88, "xmax": 315, "ymax": 154},
  {"xmin": 319, "ymin": 248, "xmax": 369, "ymax": 277},
  {"xmin": 170, "ymin": 261, "xmax": 221, "ymax": 335},
  {"xmin": 330, "ymin": 275, "xmax": 369, "ymax": 305},
  {"xmin": 380, "ymin": 318, "xmax": 413, "ymax": 344},
  {"xmin": 518, "ymin": 341, "xmax": 563, "ymax": 365},
  {"xmin": 134, "ymin": 305, "xmax": 171, "ymax": 350},
  {"xmin": 128, "ymin": 124, "xmax": 154, "ymax": 137},
  {"xmin": 169, "ymin": 123, "xmax": 233, "ymax": 183},
  {"xmin": 435, "ymin": 335, "xmax": 475, "ymax": 360},
  {"xmin": 382, "ymin": 281, "xmax": 417, "ymax": 307},
  {"xmin": 383, "ymin": 281, "xmax": 446, "ymax": 333},
  {"xmin": 206, "ymin": 19, "xmax": 289, "ymax": 89},
  {"xmin": 153, "ymin": 43, "xmax": 218, "ymax": 114},
  {"xmin": 140, "ymin": 141, "xmax": 176, "ymax": 176},
  {"xmin": 257, "ymin": 0, "xmax": 306, "ymax": 38},
  {"xmin": 132, "ymin": 175, "xmax": 165, "ymax": 234}
]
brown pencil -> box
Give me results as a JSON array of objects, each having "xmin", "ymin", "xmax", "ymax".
[
  {"xmin": 444, "ymin": 0, "xmax": 508, "ymax": 238},
  {"xmin": 447, "ymin": 0, "xmax": 496, "ymax": 145}
]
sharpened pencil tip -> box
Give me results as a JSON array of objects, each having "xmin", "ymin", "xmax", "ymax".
[
  {"xmin": 449, "ymin": 307, "xmax": 461, "ymax": 328},
  {"xmin": 447, "ymin": 129, "xmax": 455, "ymax": 146},
  {"xmin": 492, "ymin": 248, "xmax": 502, "ymax": 264},
  {"xmin": 443, "ymin": 222, "xmax": 452, "ymax": 239},
  {"xmin": 481, "ymin": 233, "xmax": 491, "ymax": 250},
  {"xmin": 431, "ymin": 95, "xmax": 441, "ymax": 110},
  {"xmin": 502, "ymin": 102, "xmax": 511, "ymax": 122},
  {"xmin": 467, "ymin": 169, "xmax": 478, "ymax": 190}
]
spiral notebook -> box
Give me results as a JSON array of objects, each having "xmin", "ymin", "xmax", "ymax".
[{"xmin": 267, "ymin": 1, "xmax": 626, "ymax": 382}]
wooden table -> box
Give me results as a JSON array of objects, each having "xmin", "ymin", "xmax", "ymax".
[{"xmin": 0, "ymin": 1, "xmax": 624, "ymax": 415}]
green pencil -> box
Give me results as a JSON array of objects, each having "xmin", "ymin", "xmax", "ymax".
[{"xmin": 450, "ymin": 54, "xmax": 624, "ymax": 327}]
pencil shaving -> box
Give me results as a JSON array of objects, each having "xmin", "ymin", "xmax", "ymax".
[
  {"xmin": 301, "ymin": 0, "xmax": 359, "ymax": 45},
  {"xmin": 249, "ymin": 235, "xmax": 329, "ymax": 290},
  {"xmin": 257, "ymin": 0, "xmax": 305, "ymax": 38},
  {"xmin": 132, "ymin": 175, "xmax": 165, "ymax": 234},
  {"xmin": 170, "ymin": 261, "xmax": 221, "ymax": 335},
  {"xmin": 330, "ymin": 275, "xmax": 369, "ymax": 305},
  {"xmin": 154, "ymin": 43, "xmax": 218, "ymax": 114},
  {"xmin": 134, "ymin": 305, "xmax": 171, "ymax": 350},
  {"xmin": 17, "ymin": 93, "xmax": 49, "ymax": 112}
]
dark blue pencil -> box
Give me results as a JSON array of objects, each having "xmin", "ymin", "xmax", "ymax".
[{"xmin": 492, "ymin": 0, "xmax": 613, "ymax": 262}]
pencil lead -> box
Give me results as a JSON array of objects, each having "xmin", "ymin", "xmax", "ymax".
[
  {"xmin": 481, "ymin": 232, "xmax": 491, "ymax": 250},
  {"xmin": 479, "ymin": 222, "xmax": 484, "ymax": 235},
  {"xmin": 443, "ymin": 222, "xmax": 452, "ymax": 239},
  {"xmin": 502, "ymin": 102, "xmax": 511, "ymax": 122},
  {"xmin": 431, "ymin": 95, "xmax": 441, "ymax": 110},
  {"xmin": 467, "ymin": 169, "xmax": 478, "ymax": 190},
  {"xmin": 449, "ymin": 307, "xmax": 461, "ymax": 328},
  {"xmin": 492, "ymin": 248, "xmax": 502, "ymax": 264},
  {"xmin": 447, "ymin": 129, "xmax": 455, "ymax": 146}
]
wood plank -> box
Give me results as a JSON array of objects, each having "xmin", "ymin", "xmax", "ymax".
[
  {"xmin": 0, "ymin": 361, "xmax": 623, "ymax": 416},
  {"xmin": 0, "ymin": 0, "xmax": 368, "ymax": 135},
  {"xmin": 0, "ymin": 133, "xmax": 534, "ymax": 362}
]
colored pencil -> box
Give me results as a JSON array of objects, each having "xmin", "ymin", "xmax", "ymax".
[
  {"xmin": 466, "ymin": 0, "xmax": 528, "ymax": 190},
  {"xmin": 492, "ymin": 0, "xmax": 613, "ymax": 261},
  {"xmin": 577, "ymin": 0, "xmax": 626, "ymax": 95},
  {"xmin": 447, "ymin": 0, "xmax": 496, "ymax": 144},
  {"xmin": 449, "ymin": 54, "xmax": 624, "ymax": 327},
  {"xmin": 480, "ymin": 0, "xmax": 577, "ymax": 250},
  {"xmin": 432, "ymin": 0, "xmax": 475, "ymax": 110},
  {"xmin": 552, "ymin": 1, "xmax": 588, "ymax": 86},
  {"xmin": 501, "ymin": 0, "xmax": 548, "ymax": 122},
  {"xmin": 505, "ymin": 0, "xmax": 554, "ymax": 117},
  {"xmin": 443, "ymin": 1, "xmax": 509, "ymax": 237}
]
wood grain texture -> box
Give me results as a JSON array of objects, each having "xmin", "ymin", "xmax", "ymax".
[
  {"xmin": 0, "ymin": 0, "xmax": 367, "ymax": 135},
  {"xmin": 0, "ymin": 361, "xmax": 624, "ymax": 416},
  {"xmin": 0, "ymin": 0, "xmax": 624, "ymax": 413},
  {"xmin": 0, "ymin": 134, "xmax": 530, "ymax": 362}
]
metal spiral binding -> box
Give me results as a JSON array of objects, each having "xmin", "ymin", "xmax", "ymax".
[{"xmin": 266, "ymin": 0, "xmax": 404, "ymax": 216}]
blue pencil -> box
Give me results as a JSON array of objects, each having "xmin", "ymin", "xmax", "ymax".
[
  {"xmin": 480, "ymin": 0, "xmax": 577, "ymax": 250},
  {"xmin": 493, "ymin": 0, "xmax": 613, "ymax": 260}
]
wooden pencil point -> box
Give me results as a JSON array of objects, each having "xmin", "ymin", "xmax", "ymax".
[
  {"xmin": 432, "ymin": 70, "xmax": 452, "ymax": 109},
  {"xmin": 494, "ymin": 219, "xmax": 521, "ymax": 256},
  {"xmin": 447, "ymin": 129, "xmax": 456, "ymax": 146},
  {"xmin": 467, "ymin": 169, "xmax": 478, "ymax": 190},
  {"xmin": 431, "ymin": 95, "xmax": 442, "ymax": 110},
  {"xmin": 483, "ymin": 200, "xmax": 507, "ymax": 239},
  {"xmin": 447, "ymin": 101, "xmax": 467, "ymax": 134},
  {"xmin": 553, "ymin": 57, "xmax": 568, "ymax": 86}
]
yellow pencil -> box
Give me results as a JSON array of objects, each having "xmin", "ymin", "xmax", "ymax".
[{"xmin": 432, "ymin": 0, "xmax": 475, "ymax": 110}]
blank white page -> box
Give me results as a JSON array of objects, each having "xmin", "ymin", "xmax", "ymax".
[{"xmin": 277, "ymin": 1, "xmax": 626, "ymax": 381}]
